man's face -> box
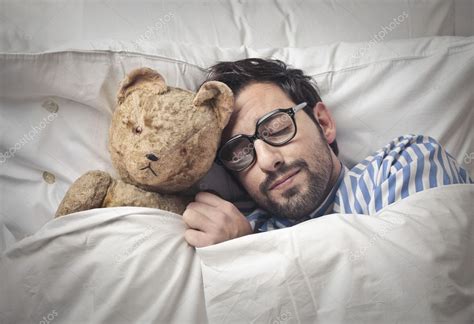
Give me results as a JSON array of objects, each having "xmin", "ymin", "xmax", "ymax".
[{"xmin": 222, "ymin": 82, "xmax": 337, "ymax": 220}]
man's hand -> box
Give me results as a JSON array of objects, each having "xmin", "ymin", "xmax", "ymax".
[{"xmin": 183, "ymin": 192, "xmax": 252, "ymax": 247}]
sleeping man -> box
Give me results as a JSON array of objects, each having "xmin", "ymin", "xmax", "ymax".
[{"xmin": 182, "ymin": 58, "xmax": 473, "ymax": 248}]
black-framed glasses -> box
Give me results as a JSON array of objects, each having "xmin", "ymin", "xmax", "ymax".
[{"xmin": 216, "ymin": 102, "xmax": 307, "ymax": 172}]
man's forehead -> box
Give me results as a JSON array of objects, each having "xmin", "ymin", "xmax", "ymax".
[{"xmin": 224, "ymin": 83, "xmax": 295, "ymax": 138}]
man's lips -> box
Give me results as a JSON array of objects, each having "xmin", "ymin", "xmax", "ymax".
[{"xmin": 269, "ymin": 169, "xmax": 301, "ymax": 190}]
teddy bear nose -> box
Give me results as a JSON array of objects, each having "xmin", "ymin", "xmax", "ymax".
[{"xmin": 146, "ymin": 153, "xmax": 159, "ymax": 161}]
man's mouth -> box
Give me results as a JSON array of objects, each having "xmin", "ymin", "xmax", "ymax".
[{"xmin": 269, "ymin": 168, "xmax": 301, "ymax": 190}]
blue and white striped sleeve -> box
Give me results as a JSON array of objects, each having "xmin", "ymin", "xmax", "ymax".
[
  {"xmin": 246, "ymin": 208, "xmax": 271, "ymax": 233},
  {"xmin": 336, "ymin": 134, "xmax": 473, "ymax": 215}
]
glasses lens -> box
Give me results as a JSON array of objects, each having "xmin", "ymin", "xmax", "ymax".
[
  {"xmin": 258, "ymin": 112, "xmax": 296, "ymax": 145},
  {"xmin": 219, "ymin": 137, "xmax": 255, "ymax": 171}
]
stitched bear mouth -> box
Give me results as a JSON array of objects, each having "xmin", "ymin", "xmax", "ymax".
[{"xmin": 140, "ymin": 163, "xmax": 158, "ymax": 176}]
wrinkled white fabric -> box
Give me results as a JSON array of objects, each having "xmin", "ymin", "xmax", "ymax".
[
  {"xmin": 0, "ymin": 207, "xmax": 208, "ymax": 324},
  {"xmin": 1, "ymin": 185, "xmax": 472, "ymax": 323},
  {"xmin": 0, "ymin": 0, "xmax": 471, "ymax": 53},
  {"xmin": 198, "ymin": 184, "xmax": 474, "ymax": 323}
]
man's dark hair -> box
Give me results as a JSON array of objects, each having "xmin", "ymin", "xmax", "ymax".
[{"xmin": 205, "ymin": 58, "xmax": 339, "ymax": 156}]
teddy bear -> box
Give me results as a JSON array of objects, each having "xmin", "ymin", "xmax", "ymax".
[{"xmin": 55, "ymin": 67, "xmax": 233, "ymax": 217}]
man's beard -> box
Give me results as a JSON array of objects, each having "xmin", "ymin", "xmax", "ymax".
[{"xmin": 255, "ymin": 148, "xmax": 333, "ymax": 221}]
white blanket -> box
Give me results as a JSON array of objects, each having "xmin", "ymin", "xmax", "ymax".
[
  {"xmin": 198, "ymin": 184, "xmax": 474, "ymax": 323},
  {"xmin": 0, "ymin": 208, "xmax": 208, "ymax": 323},
  {"xmin": 1, "ymin": 184, "xmax": 473, "ymax": 323}
]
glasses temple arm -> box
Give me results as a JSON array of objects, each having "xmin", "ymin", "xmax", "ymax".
[{"xmin": 293, "ymin": 102, "xmax": 307, "ymax": 113}]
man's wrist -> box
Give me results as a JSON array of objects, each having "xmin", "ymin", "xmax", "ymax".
[{"xmin": 239, "ymin": 219, "xmax": 253, "ymax": 237}]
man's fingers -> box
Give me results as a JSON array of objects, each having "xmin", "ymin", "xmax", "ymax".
[
  {"xmin": 183, "ymin": 192, "xmax": 251, "ymax": 248},
  {"xmin": 184, "ymin": 229, "xmax": 213, "ymax": 248},
  {"xmin": 186, "ymin": 201, "xmax": 217, "ymax": 218},
  {"xmin": 182, "ymin": 206, "xmax": 212, "ymax": 231},
  {"xmin": 195, "ymin": 191, "xmax": 240, "ymax": 216},
  {"xmin": 194, "ymin": 191, "xmax": 226, "ymax": 207}
]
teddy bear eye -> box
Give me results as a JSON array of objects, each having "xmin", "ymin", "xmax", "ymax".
[{"xmin": 134, "ymin": 126, "xmax": 143, "ymax": 134}]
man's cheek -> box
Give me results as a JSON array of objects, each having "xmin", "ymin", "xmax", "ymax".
[
  {"xmin": 243, "ymin": 177, "xmax": 262, "ymax": 197},
  {"xmin": 239, "ymin": 172, "xmax": 254, "ymax": 189}
]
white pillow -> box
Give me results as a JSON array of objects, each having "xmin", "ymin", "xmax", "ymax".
[
  {"xmin": 0, "ymin": 36, "xmax": 473, "ymax": 249},
  {"xmin": 53, "ymin": 35, "xmax": 474, "ymax": 173}
]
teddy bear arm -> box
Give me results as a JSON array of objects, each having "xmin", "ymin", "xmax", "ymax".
[
  {"xmin": 55, "ymin": 170, "xmax": 113, "ymax": 218},
  {"xmin": 102, "ymin": 179, "xmax": 193, "ymax": 215}
]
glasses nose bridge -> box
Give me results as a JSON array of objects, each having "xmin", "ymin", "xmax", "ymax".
[{"xmin": 249, "ymin": 132, "xmax": 262, "ymax": 145}]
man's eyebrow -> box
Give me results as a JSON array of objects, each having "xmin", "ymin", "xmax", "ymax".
[{"xmin": 232, "ymin": 120, "xmax": 257, "ymax": 137}]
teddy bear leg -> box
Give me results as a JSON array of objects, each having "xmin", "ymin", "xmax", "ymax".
[{"xmin": 55, "ymin": 170, "xmax": 113, "ymax": 218}]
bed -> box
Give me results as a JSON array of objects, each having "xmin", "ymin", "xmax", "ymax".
[{"xmin": 1, "ymin": 1, "xmax": 473, "ymax": 323}]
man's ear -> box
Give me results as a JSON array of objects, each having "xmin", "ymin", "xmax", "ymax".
[
  {"xmin": 117, "ymin": 67, "xmax": 167, "ymax": 105},
  {"xmin": 312, "ymin": 102, "xmax": 337, "ymax": 144},
  {"xmin": 193, "ymin": 81, "xmax": 233, "ymax": 130}
]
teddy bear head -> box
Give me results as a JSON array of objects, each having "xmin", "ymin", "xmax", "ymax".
[{"xmin": 108, "ymin": 67, "xmax": 233, "ymax": 193}]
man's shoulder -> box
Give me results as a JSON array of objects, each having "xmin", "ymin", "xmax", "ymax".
[
  {"xmin": 377, "ymin": 134, "xmax": 439, "ymax": 157},
  {"xmin": 345, "ymin": 134, "xmax": 447, "ymax": 182},
  {"xmin": 336, "ymin": 134, "xmax": 472, "ymax": 214},
  {"xmin": 345, "ymin": 133, "xmax": 471, "ymax": 185},
  {"xmin": 354, "ymin": 134, "xmax": 439, "ymax": 168}
]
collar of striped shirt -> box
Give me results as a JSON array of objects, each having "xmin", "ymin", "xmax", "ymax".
[{"xmin": 247, "ymin": 162, "xmax": 348, "ymax": 232}]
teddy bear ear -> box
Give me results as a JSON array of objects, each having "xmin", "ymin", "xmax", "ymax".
[
  {"xmin": 193, "ymin": 81, "xmax": 233, "ymax": 130},
  {"xmin": 117, "ymin": 67, "xmax": 167, "ymax": 105}
]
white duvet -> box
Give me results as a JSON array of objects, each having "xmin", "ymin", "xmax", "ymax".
[{"xmin": 1, "ymin": 184, "xmax": 473, "ymax": 323}]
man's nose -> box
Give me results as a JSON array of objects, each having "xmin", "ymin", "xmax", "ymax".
[{"xmin": 253, "ymin": 139, "xmax": 283, "ymax": 172}]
